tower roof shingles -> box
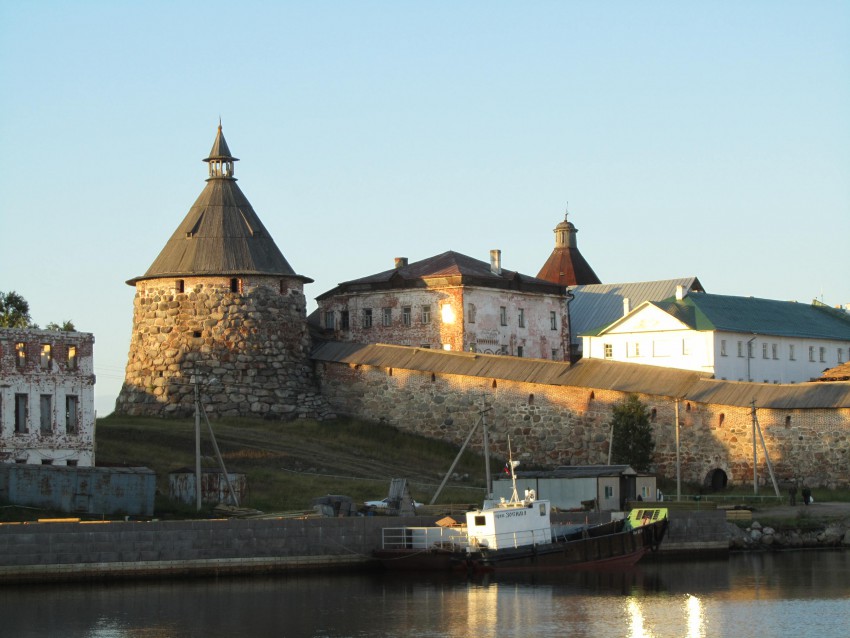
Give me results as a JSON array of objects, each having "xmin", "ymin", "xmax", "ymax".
[{"xmin": 128, "ymin": 125, "xmax": 310, "ymax": 285}]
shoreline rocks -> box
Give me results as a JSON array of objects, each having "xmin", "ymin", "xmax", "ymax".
[{"xmin": 728, "ymin": 518, "xmax": 850, "ymax": 550}]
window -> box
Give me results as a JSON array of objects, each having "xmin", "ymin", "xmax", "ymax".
[
  {"xmin": 682, "ymin": 340, "xmax": 690, "ymax": 356},
  {"xmin": 819, "ymin": 347, "xmax": 826, "ymax": 363},
  {"xmin": 16, "ymin": 342, "xmax": 27, "ymax": 368},
  {"xmin": 362, "ymin": 308, "xmax": 373, "ymax": 328},
  {"xmin": 499, "ymin": 306, "xmax": 507, "ymax": 326},
  {"xmin": 762, "ymin": 343, "xmax": 769, "ymax": 359},
  {"xmin": 230, "ymin": 278, "xmax": 242, "ymax": 293},
  {"xmin": 66, "ymin": 459, "xmax": 78, "ymax": 467},
  {"xmin": 382, "ymin": 307, "xmax": 392, "ymax": 327},
  {"xmin": 40, "ymin": 395, "xmax": 52, "ymax": 434},
  {"xmin": 67, "ymin": 346, "xmax": 78, "ymax": 370},
  {"xmin": 720, "ymin": 340, "xmax": 727, "ymax": 357},
  {"xmin": 789, "ymin": 345, "xmax": 796, "ymax": 361},
  {"xmin": 551, "ymin": 349, "xmax": 559, "ymax": 359},
  {"xmin": 421, "ymin": 305, "xmax": 431, "ymax": 324},
  {"xmin": 176, "ymin": 279, "xmax": 185, "ymax": 293},
  {"xmin": 40, "ymin": 344, "xmax": 53, "ymax": 370},
  {"xmin": 809, "ymin": 346, "xmax": 815, "ymax": 362},
  {"xmin": 340, "ymin": 311, "xmax": 349, "ymax": 330},
  {"xmin": 604, "ymin": 343, "xmax": 613, "ymax": 359},
  {"xmin": 550, "ymin": 311, "xmax": 557, "ymax": 330},
  {"xmin": 66, "ymin": 395, "xmax": 79, "ymax": 434},
  {"xmin": 500, "ymin": 345, "xmax": 508, "ymax": 355},
  {"xmin": 628, "ymin": 342, "xmax": 641, "ymax": 358},
  {"xmin": 15, "ymin": 394, "xmax": 28, "ymax": 433},
  {"xmin": 324, "ymin": 311, "xmax": 335, "ymax": 330},
  {"xmin": 467, "ymin": 303, "xmax": 476, "ymax": 323},
  {"xmin": 518, "ymin": 309, "xmax": 525, "ymax": 328},
  {"xmin": 420, "ymin": 343, "xmax": 431, "ymax": 349},
  {"xmin": 604, "ymin": 486, "xmax": 613, "ymax": 498},
  {"xmin": 517, "ymin": 346, "xmax": 523, "ymax": 357},
  {"xmin": 839, "ymin": 348, "xmax": 845, "ymax": 364},
  {"xmin": 737, "ymin": 341, "xmax": 743, "ymax": 358},
  {"xmin": 402, "ymin": 306, "xmax": 411, "ymax": 327},
  {"xmin": 772, "ymin": 344, "xmax": 778, "ymax": 360},
  {"xmin": 747, "ymin": 341, "xmax": 754, "ymax": 359},
  {"xmin": 41, "ymin": 459, "xmax": 53, "ymax": 466}
]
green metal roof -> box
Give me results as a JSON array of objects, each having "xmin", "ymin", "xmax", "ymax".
[{"xmin": 654, "ymin": 293, "xmax": 850, "ymax": 340}]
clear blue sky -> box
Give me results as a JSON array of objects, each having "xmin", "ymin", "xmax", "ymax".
[{"xmin": 1, "ymin": 1, "xmax": 848, "ymax": 416}]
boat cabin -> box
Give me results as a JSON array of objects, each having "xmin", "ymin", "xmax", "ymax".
[{"xmin": 465, "ymin": 497, "xmax": 552, "ymax": 550}]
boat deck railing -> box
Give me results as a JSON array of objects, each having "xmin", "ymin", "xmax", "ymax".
[{"xmin": 381, "ymin": 526, "xmax": 471, "ymax": 551}]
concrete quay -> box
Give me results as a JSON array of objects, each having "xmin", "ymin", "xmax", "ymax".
[{"xmin": 0, "ymin": 511, "xmax": 728, "ymax": 584}]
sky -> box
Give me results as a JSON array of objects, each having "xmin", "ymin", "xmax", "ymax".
[{"xmin": 1, "ymin": 1, "xmax": 848, "ymax": 416}]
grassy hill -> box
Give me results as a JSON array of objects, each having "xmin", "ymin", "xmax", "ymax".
[{"xmin": 95, "ymin": 415, "xmax": 493, "ymax": 515}]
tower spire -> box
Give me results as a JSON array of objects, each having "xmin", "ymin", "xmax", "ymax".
[{"xmin": 204, "ymin": 121, "xmax": 238, "ymax": 180}]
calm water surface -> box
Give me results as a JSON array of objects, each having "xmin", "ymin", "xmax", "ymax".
[{"xmin": 1, "ymin": 551, "xmax": 847, "ymax": 638}]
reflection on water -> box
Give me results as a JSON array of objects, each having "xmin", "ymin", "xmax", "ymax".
[{"xmin": 1, "ymin": 551, "xmax": 848, "ymax": 638}]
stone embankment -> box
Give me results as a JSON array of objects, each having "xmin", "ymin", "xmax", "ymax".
[{"xmin": 728, "ymin": 519, "xmax": 850, "ymax": 550}]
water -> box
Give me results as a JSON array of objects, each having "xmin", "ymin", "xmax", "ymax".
[{"xmin": 1, "ymin": 551, "xmax": 847, "ymax": 638}]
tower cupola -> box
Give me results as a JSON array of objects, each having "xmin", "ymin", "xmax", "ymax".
[
  {"xmin": 536, "ymin": 207, "xmax": 601, "ymax": 286},
  {"xmin": 204, "ymin": 122, "xmax": 238, "ymax": 180}
]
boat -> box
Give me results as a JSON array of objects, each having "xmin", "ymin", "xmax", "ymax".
[{"xmin": 374, "ymin": 446, "xmax": 668, "ymax": 572}]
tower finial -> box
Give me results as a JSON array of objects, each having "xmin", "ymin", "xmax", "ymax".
[
  {"xmin": 565, "ymin": 201, "xmax": 569, "ymax": 223},
  {"xmin": 218, "ymin": 116, "xmax": 222, "ymax": 132}
]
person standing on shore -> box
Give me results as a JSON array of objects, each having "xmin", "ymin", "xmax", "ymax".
[{"xmin": 802, "ymin": 485, "xmax": 812, "ymax": 506}]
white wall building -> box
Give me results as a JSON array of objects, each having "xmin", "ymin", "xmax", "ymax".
[
  {"xmin": 0, "ymin": 328, "xmax": 95, "ymax": 466},
  {"xmin": 315, "ymin": 250, "xmax": 570, "ymax": 360},
  {"xmin": 582, "ymin": 289, "xmax": 850, "ymax": 384}
]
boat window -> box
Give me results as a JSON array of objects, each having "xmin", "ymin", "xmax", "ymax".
[
  {"xmin": 539, "ymin": 503, "xmax": 546, "ymax": 516},
  {"xmin": 474, "ymin": 516, "xmax": 486, "ymax": 526}
]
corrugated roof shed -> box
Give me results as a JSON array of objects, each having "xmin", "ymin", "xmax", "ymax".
[
  {"xmin": 312, "ymin": 342, "xmax": 850, "ymax": 409},
  {"xmin": 570, "ymin": 277, "xmax": 704, "ymax": 343}
]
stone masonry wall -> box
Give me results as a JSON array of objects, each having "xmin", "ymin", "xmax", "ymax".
[
  {"xmin": 317, "ymin": 361, "xmax": 850, "ymax": 489},
  {"xmin": 116, "ymin": 275, "xmax": 331, "ymax": 420}
]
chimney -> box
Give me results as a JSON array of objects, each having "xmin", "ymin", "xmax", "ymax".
[
  {"xmin": 676, "ymin": 285, "xmax": 685, "ymax": 300},
  {"xmin": 490, "ymin": 249, "xmax": 502, "ymax": 275},
  {"xmin": 623, "ymin": 297, "xmax": 631, "ymax": 316},
  {"xmin": 394, "ymin": 257, "xmax": 408, "ymax": 269}
]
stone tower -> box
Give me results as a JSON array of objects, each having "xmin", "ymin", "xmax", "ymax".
[
  {"xmin": 536, "ymin": 212, "xmax": 601, "ymax": 287},
  {"xmin": 115, "ymin": 124, "xmax": 329, "ymax": 420}
]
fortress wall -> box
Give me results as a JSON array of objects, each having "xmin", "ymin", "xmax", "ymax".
[{"xmin": 318, "ymin": 361, "xmax": 850, "ymax": 489}]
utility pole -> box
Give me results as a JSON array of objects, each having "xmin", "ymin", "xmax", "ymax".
[
  {"xmin": 674, "ymin": 399, "xmax": 681, "ymax": 502},
  {"xmin": 194, "ymin": 375, "xmax": 202, "ymax": 511},
  {"xmin": 751, "ymin": 400, "xmax": 758, "ymax": 495}
]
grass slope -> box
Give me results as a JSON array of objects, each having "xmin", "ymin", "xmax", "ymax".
[{"xmin": 95, "ymin": 415, "xmax": 492, "ymax": 515}]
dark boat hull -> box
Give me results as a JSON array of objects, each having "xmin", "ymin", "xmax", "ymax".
[{"xmin": 374, "ymin": 519, "xmax": 667, "ymax": 573}]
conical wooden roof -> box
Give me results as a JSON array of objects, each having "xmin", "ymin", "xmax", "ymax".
[{"xmin": 128, "ymin": 126, "xmax": 311, "ymax": 285}]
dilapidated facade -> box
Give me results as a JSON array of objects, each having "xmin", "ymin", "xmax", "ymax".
[
  {"xmin": 315, "ymin": 250, "xmax": 571, "ymax": 360},
  {"xmin": 0, "ymin": 328, "xmax": 95, "ymax": 466}
]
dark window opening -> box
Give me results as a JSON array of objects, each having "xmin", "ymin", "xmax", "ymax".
[
  {"xmin": 492, "ymin": 379, "xmax": 497, "ymax": 389},
  {"xmin": 785, "ymin": 415, "xmax": 791, "ymax": 427},
  {"xmin": 193, "ymin": 331, "xmax": 202, "ymax": 338},
  {"xmin": 528, "ymin": 393, "xmax": 534, "ymax": 405},
  {"xmin": 719, "ymin": 413, "xmax": 725, "ymax": 427},
  {"xmin": 40, "ymin": 395, "xmax": 52, "ymax": 434},
  {"xmin": 176, "ymin": 279, "xmax": 185, "ymax": 293},
  {"xmin": 230, "ymin": 278, "xmax": 242, "ymax": 293}
]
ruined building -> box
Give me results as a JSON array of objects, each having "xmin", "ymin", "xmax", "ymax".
[
  {"xmin": 0, "ymin": 328, "xmax": 95, "ymax": 466},
  {"xmin": 115, "ymin": 125, "xmax": 329, "ymax": 419}
]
